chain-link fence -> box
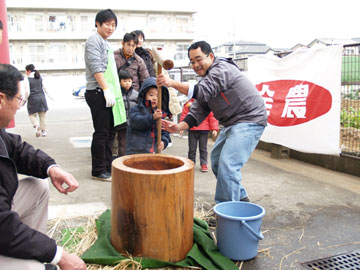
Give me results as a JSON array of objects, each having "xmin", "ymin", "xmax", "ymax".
[{"xmin": 341, "ymin": 44, "xmax": 360, "ymax": 157}]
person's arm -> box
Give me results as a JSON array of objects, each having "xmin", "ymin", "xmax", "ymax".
[
  {"xmin": 48, "ymin": 166, "xmax": 79, "ymax": 195},
  {"xmin": 22, "ymin": 77, "xmax": 30, "ymax": 102},
  {"xmin": 3, "ymin": 131, "xmax": 56, "ymax": 178},
  {"xmin": 208, "ymin": 112, "xmax": 219, "ymax": 131},
  {"xmin": 157, "ymin": 74, "xmax": 190, "ymax": 96},
  {"xmin": 129, "ymin": 106, "xmax": 155, "ymax": 131},
  {"xmin": 41, "ymin": 81, "xmax": 54, "ymax": 101},
  {"xmin": 93, "ymin": 72, "xmax": 108, "ymax": 90},
  {"xmin": 4, "ymin": 131, "xmax": 78, "ymax": 196},
  {"xmin": 161, "ymin": 119, "xmax": 189, "ymax": 133},
  {"xmin": 57, "ymin": 250, "xmax": 87, "ymax": 270},
  {"xmin": 85, "ymin": 35, "xmax": 115, "ymax": 107},
  {"xmin": 93, "ymin": 72, "xmax": 115, "ymax": 107}
]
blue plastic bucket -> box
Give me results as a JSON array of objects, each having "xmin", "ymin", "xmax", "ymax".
[{"xmin": 213, "ymin": 201, "xmax": 265, "ymax": 261}]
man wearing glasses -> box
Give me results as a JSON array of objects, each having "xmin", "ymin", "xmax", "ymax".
[
  {"xmin": 157, "ymin": 41, "xmax": 267, "ymax": 205},
  {"xmin": 0, "ymin": 64, "xmax": 86, "ymax": 270}
]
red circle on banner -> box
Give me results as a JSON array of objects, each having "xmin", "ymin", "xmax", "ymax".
[{"xmin": 256, "ymin": 80, "xmax": 332, "ymax": 127}]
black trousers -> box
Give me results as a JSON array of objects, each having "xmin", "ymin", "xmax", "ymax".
[
  {"xmin": 188, "ymin": 130, "xmax": 209, "ymax": 165},
  {"xmin": 85, "ymin": 89, "xmax": 115, "ymax": 175},
  {"xmin": 115, "ymin": 127, "xmax": 127, "ymax": 157}
]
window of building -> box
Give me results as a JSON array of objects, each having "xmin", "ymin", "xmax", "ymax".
[
  {"xmin": 80, "ymin": 13, "xmax": 96, "ymax": 33},
  {"xmin": 7, "ymin": 12, "xmax": 17, "ymax": 32},
  {"xmin": 226, "ymin": 46, "xmax": 234, "ymax": 54},
  {"xmin": 48, "ymin": 13, "xmax": 67, "ymax": 32},
  {"xmin": 78, "ymin": 43, "xmax": 86, "ymax": 63},
  {"xmin": 174, "ymin": 43, "xmax": 189, "ymax": 61},
  {"xmin": 149, "ymin": 43, "xmax": 165, "ymax": 51},
  {"xmin": 127, "ymin": 14, "xmax": 147, "ymax": 33},
  {"xmin": 67, "ymin": 15, "xmax": 75, "ymax": 32},
  {"xmin": 9, "ymin": 44, "xmax": 14, "ymax": 65},
  {"xmin": 148, "ymin": 15, "xmax": 165, "ymax": 33},
  {"xmin": 25, "ymin": 13, "xmax": 45, "ymax": 32},
  {"xmin": 175, "ymin": 16, "xmax": 190, "ymax": 33},
  {"xmin": 116, "ymin": 15, "xmax": 126, "ymax": 36},
  {"xmin": 28, "ymin": 43, "xmax": 46, "ymax": 64},
  {"xmin": 48, "ymin": 43, "xmax": 67, "ymax": 63}
]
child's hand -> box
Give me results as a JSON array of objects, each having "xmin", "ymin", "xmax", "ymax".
[
  {"xmin": 153, "ymin": 109, "xmax": 162, "ymax": 120},
  {"xmin": 157, "ymin": 141, "xmax": 165, "ymax": 152}
]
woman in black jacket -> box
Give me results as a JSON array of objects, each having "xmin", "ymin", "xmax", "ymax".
[{"xmin": 131, "ymin": 30, "xmax": 155, "ymax": 77}]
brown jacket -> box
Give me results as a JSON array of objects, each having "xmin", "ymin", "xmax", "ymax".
[{"xmin": 113, "ymin": 49, "xmax": 149, "ymax": 91}]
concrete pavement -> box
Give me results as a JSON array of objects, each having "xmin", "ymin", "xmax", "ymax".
[{"xmin": 11, "ymin": 95, "xmax": 360, "ymax": 270}]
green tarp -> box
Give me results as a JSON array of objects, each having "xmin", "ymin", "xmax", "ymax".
[{"xmin": 81, "ymin": 210, "xmax": 238, "ymax": 270}]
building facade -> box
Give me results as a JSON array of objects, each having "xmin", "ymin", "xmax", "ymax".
[{"xmin": 6, "ymin": 0, "xmax": 196, "ymax": 75}]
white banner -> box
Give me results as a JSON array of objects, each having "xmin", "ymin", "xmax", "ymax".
[{"xmin": 248, "ymin": 45, "xmax": 343, "ymax": 155}]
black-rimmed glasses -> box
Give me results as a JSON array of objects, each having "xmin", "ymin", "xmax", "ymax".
[{"xmin": 189, "ymin": 54, "xmax": 209, "ymax": 66}]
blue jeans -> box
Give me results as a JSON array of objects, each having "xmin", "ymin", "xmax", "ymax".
[{"xmin": 211, "ymin": 122, "xmax": 265, "ymax": 203}]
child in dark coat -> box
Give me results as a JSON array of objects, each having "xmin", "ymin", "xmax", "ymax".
[
  {"xmin": 113, "ymin": 70, "xmax": 138, "ymax": 157},
  {"xmin": 125, "ymin": 77, "xmax": 171, "ymax": 154}
]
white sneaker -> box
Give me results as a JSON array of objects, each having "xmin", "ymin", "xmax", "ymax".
[{"xmin": 41, "ymin": 130, "xmax": 47, "ymax": 137}]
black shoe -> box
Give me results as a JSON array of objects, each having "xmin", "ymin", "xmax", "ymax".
[
  {"xmin": 240, "ymin": 197, "xmax": 250, "ymax": 202},
  {"xmin": 92, "ymin": 171, "xmax": 111, "ymax": 181},
  {"xmin": 45, "ymin": 264, "xmax": 58, "ymax": 270}
]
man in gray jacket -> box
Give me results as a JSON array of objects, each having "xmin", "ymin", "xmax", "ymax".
[
  {"xmin": 157, "ymin": 41, "xmax": 267, "ymax": 204},
  {"xmin": 84, "ymin": 9, "xmax": 118, "ymax": 181}
]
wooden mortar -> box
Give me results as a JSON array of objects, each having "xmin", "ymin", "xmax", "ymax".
[{"xmin": 110, "ymin": 153, "xmax": 194, "ymax": 262}]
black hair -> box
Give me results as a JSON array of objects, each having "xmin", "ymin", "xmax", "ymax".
[
  {"xmin": 131, "ymin": 30, "xmax": 145, "ymax": 41},
  {"xmin": 119, "ymin": 69, "xmax": 133, "ymax": 81},
  {"xmin": 95, "ymin": 9, "xmax": 117, "ymax": 28},
  {"xmin": 25, "ymin": 64, "xmax": 40, "ymax": 79},
  {"xmin": 188, "ymin": 41, "xmax": 214, "ymax": 58},
  {"xmin": 123, "ymin": 32, "xmax": 138, "ymax": 44},
  {"xmin": 0, "ymin": 20, "xmax": 3, "ymax": 30},
  {"xmin": 0, "ymin": 64, "xmax": 23, "ymax": 98}
]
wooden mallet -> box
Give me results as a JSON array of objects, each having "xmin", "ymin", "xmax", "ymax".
[{"xmin": 150, "ymin": 47, "xmax": 174, "ymax": 153}]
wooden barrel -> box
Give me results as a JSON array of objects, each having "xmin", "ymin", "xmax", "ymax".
[{"xmin": 110, "ymin": 153, "xmax": 194, "ymax": 262}]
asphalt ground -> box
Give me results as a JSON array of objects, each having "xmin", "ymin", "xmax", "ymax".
[{"xmin": 10, "ymin": 94, "xmax": 360, "ymax": 270}]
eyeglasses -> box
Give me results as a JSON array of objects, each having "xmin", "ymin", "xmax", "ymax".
[
  {"xmin": 13, "ymin": 95, "xmax": 25, "ymax": 107},
  {"xmin": 189, "ymin": 54, "xmax": 209, "ymax": 66}
]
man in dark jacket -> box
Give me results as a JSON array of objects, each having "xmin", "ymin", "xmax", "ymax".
[
  {"xmin": 0, "ymin": 64, "xmax": 86, "ymax": 270},
  {"xmin": 157, "ymin": 41, "xmax": 267, "ymax": 204}
]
